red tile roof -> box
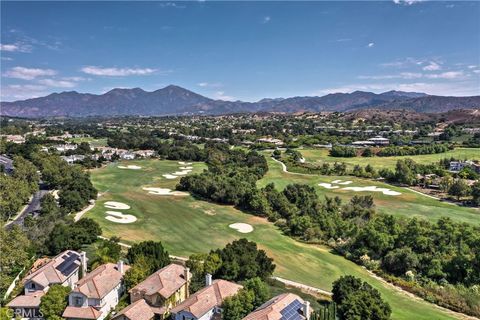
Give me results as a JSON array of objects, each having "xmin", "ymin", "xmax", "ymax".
[
  {"xmin": 242, "ymin": 293, "xmax": 307, "ymax": 320},
  {"xmin": 171, "ymin": 279, "xmax": 242, "ymax": 318},
  {"xmin": 6, "ymin": 291, "xmax": 45, "ymax": 308},
  {"xmin": 112, "ymin": 299, "xmax": 155, "ymax": 320},
  {"xmin": 63, "ymin": 306, "xmax": 102, "ymax": 319},
  {"xmin": 73, "ymin": 263, "xmax": 129, "ymax": 299},
  {"xmin": 130, "ymin": 264, "xmax": 189, "ymax": 299}
]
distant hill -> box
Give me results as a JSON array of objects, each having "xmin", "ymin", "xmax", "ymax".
[{"xmin": 1, "ymin": 85, "xmax": 479, "ymax": 117}]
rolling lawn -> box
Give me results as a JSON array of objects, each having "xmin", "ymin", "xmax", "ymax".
[
  {"xmin": 299, "ymin": 147, "xmax": 480, "ymax": 170},
  {"xmin": 259, "ymin": 156, "xmax": 480, "ymax": 226},
  {"xmin": 84, "ymin": 159, "xmax": 469, "ymax": 320}
]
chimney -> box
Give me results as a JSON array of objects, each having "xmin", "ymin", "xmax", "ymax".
[
  {"xmin": 303, "ymin": 301, "xmax": 310, "ymax": 318},
  {"xmin": 205, "ymin": 273, "xmax": 212, "ymax": 287},
  {"xmin": 118, "ymin": 260, "xmax": 124, "ymax": 274},
  {"xmin": 80, "ymin": 251, "xmax": 87, "ymax": 275}
]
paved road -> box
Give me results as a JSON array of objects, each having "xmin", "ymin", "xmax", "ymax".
[{"xmin": 5, "ymin": 186, "xmax": 49, "ymax": 229}]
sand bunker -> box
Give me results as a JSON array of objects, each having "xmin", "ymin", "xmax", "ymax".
[
  {"xmin": 179, "ymin": 166, "xmax": 193, "ymax": 170},
  {"xmin": 342, "ymin": 186, "xmax": 401, "ymax": 196},
  {"xmin": 172, "ymin": 170, "xmax": 192, "ymax": 176},
  {"xmin": 105, "ymin": 211, "xmax": 137, "ymax": 224},
  {"xmin": 178, "ymin": 161, "xmax": 193, "ymax": 165},
  {"xmin": 118, "ymin": 165, "xmax": 142, "ymax": 170},
  {"xmin": 162, "ymin": 174, "xmax": 178, "ymax": 179},
  {"xmin": 229, "ymin": 223, "xmax": 254, "ymax": 233},
  {"xmin": 318, "ymin": 183, "xmax": 340, "ymax": 189},
  {"xmin": 331, "ymin": 180, "xmax": 353, "ymax": 185},
  {"xmin": 104, "ymin": 201, "xmax": 131, "ymax": 210},
  {"xmin": 142, "ymin": 187, "xmax": 188, "ymax": 196}
]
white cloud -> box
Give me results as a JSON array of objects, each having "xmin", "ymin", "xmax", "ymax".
[
  {"xmin": 81, "ymin": 66, "xmax": 157, "ymax": 76},
  {"xmin": 197, "ymin": 82, "xmax": 222, "ymax": 88},
  {"xmin": 262, "ymin": 16, "xmax": 271, "ymax": 24},
  {"xmin": 368, "ymin": 42, "xmax": 375, "ymax": 48},
  {"xmin": 37, "ymin": 79, "xmax": 76, "ymax": 88},
  {"xmin": 3, "ymin": 66, "xmax": 57, "ymax": 80},
  {"xmin": 393, "ymin": 0, "xmax": 424, "ymax": 5},
  {"xmin": 315, "ymin": 80, "xmax": 479, "ymax": 97},
  {"xmin": 1, "ymin": 57, "xmax": 13, "ymax": 61},
  {"xmin": 1, "ymin": 84, "xmax": 48, "ymax": 100},
  {"xmin": 213, "ymin": 91, "xmax": 236, "ymax": 101},
  {"xmin": 0, "ymin": 43, "xmax": 32, "ymax": 53},
  {"xmin": 467, "ymin": 65, "xmax": 477, "ymax": 69},
  {"xmin": 423, "ymin": 61, "xmax": 442, "ymax": 71},
  {"xmin": 425, "ymin": 71, "xmax": 465, "ymax": 79}
]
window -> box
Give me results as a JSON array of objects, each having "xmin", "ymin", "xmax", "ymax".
[{"xmin": 74, "ymin": 297, "xmax": 83, "ymax": 307}]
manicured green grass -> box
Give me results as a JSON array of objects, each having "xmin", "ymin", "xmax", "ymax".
[
  {"xmin": 259, "ymin": 156, "xmax": 480, "ymax": 226},
  {"xmin": 85, "ymin": 159, "xmax": 462, "ymax": 320},
  {"xmin": 299, "ymin": 147, "xmax": 480, "ymax": 170}
]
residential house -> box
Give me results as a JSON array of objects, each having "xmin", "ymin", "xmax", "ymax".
[
  {"xmin": 170, "ymin": 275, "xmax": 242, "ymax": 320},
  {"xmin": 62, "ymin": 155, "xmax": 86, "ymax": 164},
  {"xmin": 129, "ymin": 264, "xmax": 191, "ymax": 318},
  {"xmin": 7, "ymin": 250, "xmax": 86, "ymax": 319},
  {"xmin": 367, "ymin": 136, "xmax": 390, "ymax": 145},
  {"xmin": 0, "ymin": 154, "xmax": 14, "ymax": 174},
  {"xmin": 63, "ymin": 261, "xmax": 129, "ymax": 320},
  {"xmin": 112, "ymin": 298, "xmax": 155, "ymax": 320},
  {"xmin": 242, "ymin": 293, "xmax": 311, "ymax": 320},
  {"xmin": 449, "ymin": 160, "xmax": 480, "ymax": 174}
]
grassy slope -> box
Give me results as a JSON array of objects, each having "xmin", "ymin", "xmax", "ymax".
[
  {"xmin": 259, "ymin": 156, "xmax": 479, "ymax": 226},
  {"xmin": 300, "ymin": 147, "xmax": 480, "ymax": 170},
  {"xmin": 86, "ymin": 159, "xmax": 460, "ymax": 320}
]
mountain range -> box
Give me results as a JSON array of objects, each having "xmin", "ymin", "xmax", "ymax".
[{"xmin": 1, "ymin": 85, "xmax": 479, "ymax": 117}]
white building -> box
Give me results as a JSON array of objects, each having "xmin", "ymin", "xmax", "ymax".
[
  {"xmin": 7, "ymin": 251, "xmax": 86, "ymax": 319},
  {"xmin": 367, "ymin": 136, "xmax": 390, "ymax": 145},
  {"xmin": 63, "ymin": 261, "xmax": 129, "ymax": 320}
]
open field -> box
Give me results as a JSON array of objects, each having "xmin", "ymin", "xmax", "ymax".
[
  {"xmin": 84, "ymin": 159, "xmax": 470, "ymax": 320},
  {"xmin": 299, "ymin": 147, "xmax": 480, "ymax": 170},
  {"xmin": 259, "ymin": 155, "xmax": 480, "ymax": 226}
]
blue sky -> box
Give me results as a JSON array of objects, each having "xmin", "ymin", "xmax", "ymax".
[{"xmin": 1, "ymin": 1, "xmax": 479, "ymax": 102}]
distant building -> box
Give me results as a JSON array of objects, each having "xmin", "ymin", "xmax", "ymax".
[
  {"xmin": 54, "ymin": 144, "xmax": 78, "ymax": 152},
  {"xmin": 62, "ymin": 155, "xmax": 86, "ymax": 164},
  {"xmin": 63, "ymin": 261, "xmax": 129, "ymax": 320},
  {"xmin": 171, "ymin": 275, "xmax": 242, "ymax": 320},
  {"xmin": 243, "ymin": 293, "xmax": 311, "ymax": 320},
  {"xmin": 257, "ymin": 137, "xmax": 284, "ymax": 146},
  {"xmin": 367, "ymin": 136, "xmax": 390, "ymax": 145},
  {"xmin": 0, "ymin": 155, "xmax": 14, "ymax": 174},
  {"xmin": 449, "ymin": 160, "xmax": 480, "ymax": 174},
  {"xmin": 1, "ymin": 135, "xmax": 25, "ymax": 144},
  {"xmin": 7, "ymin": 251, "xmax": 86, "ymax": 319}
]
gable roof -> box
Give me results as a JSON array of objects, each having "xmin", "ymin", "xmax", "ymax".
[
  {"xmin": 130, "ymin": 264, "xmax": 189, "ymax": 299},
  {"xmin": 6, "ymin": 291, "xmax": 45, "ymax": 308},
  {"xmin": 24, "ymin": 250, "xmax": 82, "ymax": 287},
  {"xmin": 112, "ymin": 299, "xmax": 155, "ymax": 320},
  {"xmin": 242, "ymin": 293, "xmax": 307, "ymax": 320},
  {"xmin": 63, "ymin": 306, "xmax": 102, "ymax": 319},
  {"xmin": 72, "ymin": 263, "xmax": 129, "ymax": 299},
  {"xmin": 171, "ymin": 279, "xmax": 242, "ymax": 318}
]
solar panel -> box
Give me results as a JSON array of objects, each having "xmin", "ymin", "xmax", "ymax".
[
  {"xmin": 56, "ymin": 252, "xmax": 81, "ymax": 276},
  {"xmin": 280, "ymin": 299, "xmax": 304, "ymax": 320}
]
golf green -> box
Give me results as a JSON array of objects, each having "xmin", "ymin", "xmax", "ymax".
[{"xmin": 85, "ymin": 159, "xmax": 466, "ymax": 320}]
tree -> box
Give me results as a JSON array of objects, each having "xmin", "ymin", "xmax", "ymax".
[
  {"xmin": 332, "ymin": 276, "xmax": 391, "ymax": 320},
  {"xmin": 222, "ymin": 279, "xmax": 269, "ymax": 320},
  {"xmin": 40, "ymin": 284, "xmax": 71, "ymax": 319},
  {"xmin": 124, "ymin": 256, "xmax": 152, "ymax": 290},
  {"xmin": 381, "ymin": 247, "xmax": 419, "ymax": 277},
  {"xmin": 448, "ymin": 179, "xmax": 470, "ymax": 201},
  {"xmin": 126, "ymin": 241, "xmax": 170, "ymax": 274},
  {"xmin": 90, "ymin": 237, "xmax": 122, "ymax": 269},
  {"xmin": 213, "ymin": 239, "xmax": 275, "ymax": 281},
  {"xmin": 471, "ymin": 181, "xmax": 480, "ymax": 206}
]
